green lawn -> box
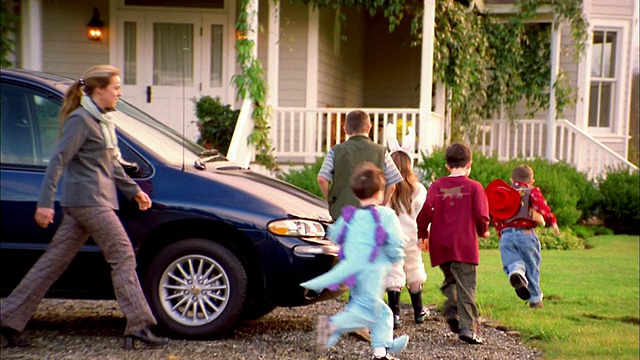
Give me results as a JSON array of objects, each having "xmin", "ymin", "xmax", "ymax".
[{"xmin": 414, "ymin": 235, "xmax": 639, "ymax": 359}]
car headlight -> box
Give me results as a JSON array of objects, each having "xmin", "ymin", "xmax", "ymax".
[{"xmin": 268, "ymin": 219, "xmax": 326, "ymax": 237}]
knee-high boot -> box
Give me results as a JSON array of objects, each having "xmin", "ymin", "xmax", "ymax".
[
  {"xmin": 387, "ymin": 290, "xmax": 401, "ymax": 329},
  {"xmin": 409, "ymin": 290, "xmax": 428, "ymax": 324}
]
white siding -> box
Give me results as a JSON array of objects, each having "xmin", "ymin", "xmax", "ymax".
[
  {"xmin": 278, "ymin": 1, "xmax": 308, "ymax": 107},
  {"xmin": 42, "ymin": 0, "xmax": 110, "ymax": 78},
  {"xmin": 591, "ymin": 0, "xmax": 635, "ymax": 17},
  {"xmin": 316, "ymin": 7, "xmax": 365, "ymax": 107}
]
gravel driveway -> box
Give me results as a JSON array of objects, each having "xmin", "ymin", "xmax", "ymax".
[{"xmin": 1, "ymin": 298, "xmax": 541, "ymax": 360}]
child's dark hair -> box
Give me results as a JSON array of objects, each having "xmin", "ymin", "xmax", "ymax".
[
  {"xmin": 445, "ymin": 143, "xmax": 472, "ymax": 169},
  {"xmin": 345, "ymin": 110, "xmax": 371, "ymax": 134},
  {"xmin": 350, "ymin": 162, "xmax": 386, "ymax": 200},
  {"xmin": 512, "ymin": 165, "xmax": 534, "ymax": 183}
]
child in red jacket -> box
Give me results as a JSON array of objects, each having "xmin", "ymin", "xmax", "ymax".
[{"xmin": 417, "ymin": 143, "xmax": 490, "ymax": 345}]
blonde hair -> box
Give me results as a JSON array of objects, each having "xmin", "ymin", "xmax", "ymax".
[
  {"xmin": 59, "ymin": 65, "xmax": 120, "ymax": 127},
  {"xmin": 389, "ymin": 151, "xmax": 417, "ymax": 215}
]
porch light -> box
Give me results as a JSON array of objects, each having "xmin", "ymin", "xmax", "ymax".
[{"xmin": 87, "ymin": 7, "xmax": 104, "ymax": 41}]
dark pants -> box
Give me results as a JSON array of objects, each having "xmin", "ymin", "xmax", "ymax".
[
  {"xmin": 0, "ymin": 207, "xmax": 156, "ymax": 334},
  {"xmin": 439, "ymin": 262, "xmax": 479, "ymax": 333}
]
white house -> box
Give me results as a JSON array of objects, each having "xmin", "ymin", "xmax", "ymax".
[{"xmin": 7, "ymin": 0, "xmax": 638, "ymax": 178}]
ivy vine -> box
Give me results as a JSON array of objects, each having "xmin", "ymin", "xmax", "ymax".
[
  {"xmin": 233, "ymin": 0, "xmax": 589, "ymax": 157},
  {"xmin": 233, "ymin": 0, "xmax": 279, "ymax": 171}
]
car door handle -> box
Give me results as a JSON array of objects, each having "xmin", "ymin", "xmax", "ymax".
[{"xmin": 146, "ymin": 86, "xmax": 152, "ymax": 103}]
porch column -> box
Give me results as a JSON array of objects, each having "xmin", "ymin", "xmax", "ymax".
[
  {"xmin": 419, "ymin": 0, "xmax": 438, "ymax": 155},
  {"xmin": 20, "ymin": 0, "xmax": 43, "ymax": 70},
  {"xmin": 304, "ymin": 7, "xmax": 320, "ymax": 162},
  {"xmin": 267, "ymin": 1, "xmax": 280, "ymax": 107},
  {"xmin": 546, "ymin": 19, "xmax": 562, "ymax": 162},
  {"xmin": 227, "ymin": 0, "xmax": 259, "ymax": 168}
]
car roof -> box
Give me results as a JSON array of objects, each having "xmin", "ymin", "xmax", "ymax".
[{"xmin": 1, "ymin": 68, "xmax": 73, "ymax": 94}]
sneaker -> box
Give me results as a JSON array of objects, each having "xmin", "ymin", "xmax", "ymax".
[
  {"xmin": 459, "ymin": 329, "xmax": 484, "ymax": 345},
  {"xmin": 530, "ymin": 301, "xmax": 544, "ymax": 308},
  {"xmin": 414, "ymin": 308, "xmax": 429, "ymax": 324},
  {"xmin": 509, "ymin": 273, "xmax": 531, "ymax": 300},
  {"xmin": 372, "ymin": 351, "xmax": 399, "ymax": 360},
  {"xmin": 387, "ymin": 334, "xmax": 409, "ymax": 354},
  {"xmin": 315, "ymin": 315, "xmax": 330, "ymax": 352}
]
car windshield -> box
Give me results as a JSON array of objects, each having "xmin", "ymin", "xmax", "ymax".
[{"xmin": 112, "ymin": 100, "xmax": 204, "ymax": 165}]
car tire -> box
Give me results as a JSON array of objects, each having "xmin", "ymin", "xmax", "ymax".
[{"xmin": 144, "ymin": 238, "xmax": 248, "ymax": 339}]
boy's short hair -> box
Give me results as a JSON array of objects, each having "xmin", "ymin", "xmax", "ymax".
[
  {"xmin": 345, "ymin": 110, "xmax": 371, "ymax": 134},
  {"xmin": 350, "ymin": 162, "xmax": 386, "ymax": 200},
  {"xmin": 445, "ymin": 143, "xmax": 472, "ymax": 169},
  {"xmin": 512, "ymin": 165, "xmax": 534, "ymax": 183}
]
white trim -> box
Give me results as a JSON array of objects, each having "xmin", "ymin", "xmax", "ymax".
[
  {"xmin": 574, "ymin": 0, "xmax": 591, "ymax": 130},
  {"xmin": 583, "ymin": 18, "xmax": 631, "ymax": 138},
  {"xmin": 419, "ymin": 0, "xmax": 436, "ymax": 153},
  {"xmin": 546, "ymin": 19, "xmax": 561, "ymax": 161},
  {"xmin": 21, "ymin": 0, "xmax": 43, "ymax": 70}
]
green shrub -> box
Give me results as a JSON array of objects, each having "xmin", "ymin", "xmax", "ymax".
[
  {"xmin": 416, "ymin": 148, "xmax": 599, "ymax": 227},
  {"xmin": 537, "ymin": 227, "xmax": 585, "ymax": 250},
  {"xmin": 570, "ymin": 224, "xmax": 595, "ymax": 239},
  {"xmin": 277, "ymin": 157, "xmax": 325, "ymax": 198},
  {"xmin": 479, "ymin": 227, "xmax": 584, "ymax": 250},
  {"xmin": 193, "ymin": 96, "xmax": 239, "ymax": 155},
  {"xmin": 597, "ymin": 168, "xmax": 640, "ymax": 234}
]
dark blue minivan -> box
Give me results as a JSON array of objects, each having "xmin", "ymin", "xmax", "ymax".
[{"xmin": 0, "ymin": 68, "xmax": 339, "ymax": 339}]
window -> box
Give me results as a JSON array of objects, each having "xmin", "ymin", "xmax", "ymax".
[
  {"xmin": 588, "ymin": 30, "xmax": 618, "ymax": 129},
  {"xmin": 124, "ymin": 21, "xmax": 137, "ymax": 85},
  {"xmin": 153, "ymin": 23, "xmax": 194, "ymax": 86}
]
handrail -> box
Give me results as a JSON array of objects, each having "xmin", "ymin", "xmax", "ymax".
[{"xmin": 556, "ymin": 120, "xmax": 638, "ymax": 170}]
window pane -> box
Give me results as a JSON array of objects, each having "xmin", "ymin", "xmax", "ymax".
[
  {"xmin": 210, "ymin": 25, "xmax": 223, "ymax": 87},
  {"xmin": 603, "ymin": 32, "xmax": 616, "ymax": 78},
  {"xmin": 591, "ymin": 31, "xmax": 604, "ymax": 77},
  {"xmin": 124, "ymin": 22, "xmax": 137, "ymax": 85},
  {"xmin": 598, "ymin": 83, "xmax": 612, "ymax": 128},
  {"xmin": 153, "ymin": 23, "xmax": 194, "ymax": 86},
  {"xmin": 0, "ymin": 85, "xmax": 36, "ymax": 165},
  {"xmin": 588, "ymin": 83, "xmax": 599, "ymax": 127},
  {"xmin": 33, "ymin": 94, "xmax": 60, "ymax": 164}
]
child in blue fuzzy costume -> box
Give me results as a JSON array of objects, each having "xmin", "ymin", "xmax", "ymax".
[{"xmin": 301, "ymin": 162, "xmax": 409, "ymax": 360}]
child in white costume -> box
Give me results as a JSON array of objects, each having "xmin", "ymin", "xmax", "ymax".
[
  {"xmin": 384, "ymin": 124, "xmax": 429, "ymax": 328},
  {"xmin": 301, "ymin": 162, "xmax": 409, "ymax": 360}
]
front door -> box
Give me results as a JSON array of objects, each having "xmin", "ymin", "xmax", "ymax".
[{"xmin": 115, "ymin": 11, "xmax": 233, "ymax": 141}]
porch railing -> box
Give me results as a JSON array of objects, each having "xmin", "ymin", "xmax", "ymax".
[
  {"xmin": 271, "ymin": 107, "xmax": 437, "ymax": 163},
  {"xmin": 268, "ymin": 108, "xmax": 636, "ymax": 179},
  {"xmin": 470, "ymin": 119, "xmax": 638, "ymax": 179}
]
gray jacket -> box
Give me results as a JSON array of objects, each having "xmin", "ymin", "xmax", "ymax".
[{"xmin": 37, "ymin": 107, "xmax": 141, "ymax": 209}]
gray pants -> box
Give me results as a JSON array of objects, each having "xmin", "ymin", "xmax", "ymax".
[
  {"xmin": 439, "ymin": 262, "xmax": 479, "ymax": 333},
  {"xmin": 0, "ymin": 207, "xmax": 156, "ymax": 334}
]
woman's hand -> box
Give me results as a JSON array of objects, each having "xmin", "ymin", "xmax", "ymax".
[
  {"xmin": 35, "ymin": 207, "xmax": 55, "ymax": 228},
  {"xmin": 133, "ymin": 191, "xmax": 152, "ymax": 211}
]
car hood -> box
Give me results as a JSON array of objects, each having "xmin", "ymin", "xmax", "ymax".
[{"xmin": 187, "ymin": 162, "xmax": 332, "ymax": 223}]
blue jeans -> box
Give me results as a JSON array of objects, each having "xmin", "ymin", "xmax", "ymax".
[{"xmin": 499, "ymin": 228, "xmax": 543, "ymax": 303}]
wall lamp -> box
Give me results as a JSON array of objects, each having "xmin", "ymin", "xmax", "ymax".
[{"xmin": 87, "ymin": 7, "xmax": 104, "ymax": 41}]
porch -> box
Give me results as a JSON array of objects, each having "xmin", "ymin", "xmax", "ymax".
[{"xmin": 264, "ymin": 107, "xmax": 637, "ymax": 180}]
